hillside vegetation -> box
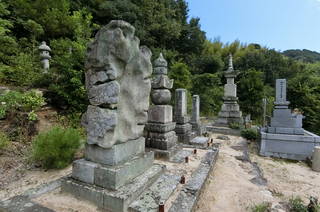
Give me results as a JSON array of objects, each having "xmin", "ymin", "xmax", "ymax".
[{"xmin": 0, "ymin": 0, "xmax": 320, "ymax": 137}]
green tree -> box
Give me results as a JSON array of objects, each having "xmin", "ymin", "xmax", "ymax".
[
  {"xmin": 238, "ymin": 69, "xmax": 265, "ymax": 119},
  {"xmin": 192, "ymin": 73, "xmax": 223, "ymax": 115}
]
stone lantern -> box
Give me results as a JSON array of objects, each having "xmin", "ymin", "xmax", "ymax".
[{"xmin": 38, "ymin": 41, "xmax": 51, "ymax": 72}]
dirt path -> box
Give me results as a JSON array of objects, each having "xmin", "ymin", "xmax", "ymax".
[{"xmin": 196, "ymin": 133, "xmax": 320, "ymax": 212}]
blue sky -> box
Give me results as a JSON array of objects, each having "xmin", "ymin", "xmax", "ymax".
[{"xmin": 186, "ymin": 0, "xmax": 320, "ymax": 52}]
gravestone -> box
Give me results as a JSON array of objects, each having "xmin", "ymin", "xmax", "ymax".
[
  {"xmin": 62, "ymin": 20, "xmax": 163, "ymax": 212},
  {"xmin": 267, "ymin": 79, "xmax": 304, "ymax": 135},
  {"xmin": 216, "ymin": 54, "xmax": 242, "ymax": 126},
  {"xmin": 145, "ymin": 53, "xmax": 178, "ymax": 158},
  {"xmin": 191, "ymin": 95, "xmax": 201, "ymax": 135},
  {"xmin": 174, "ymin": 89, "xmax": 192, "ymax": 143},
  {"xmin": 260, "ymin": 79, "xmax": 320, "ymax": 160}
]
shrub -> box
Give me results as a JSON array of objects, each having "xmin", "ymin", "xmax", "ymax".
[
  {"xmin": 0, "ymin": 90, "xmax": 45, "ymax": 119},
  {"xmin": 31, "ymin": 126, "xmax": 82, "ymax": 169},
  {"xmin": 229, "ymin": 122, "xmax": 242, "ymax": 129},
  {"xmin": 241, "ymin": 128, "xmax": 259, "ymax": 141},
  {"xmin": 250, "ymin": 202, "xmax": 270, "ymax": 212},
  {"xmin": 0, "ymin": 131, "xmax": 10, "ymax": 150},
  {"xmin": 288, "ymin": 197, "xmax": 308, "ymax": 212}
]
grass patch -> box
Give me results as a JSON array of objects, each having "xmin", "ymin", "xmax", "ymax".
[
  {"xmin": 0, "ymin": 131, "xmax": 11, "ymax": 150},
  {"xmin": 250, "ymin": 202, "xmax": 270, "ymax": 212}
]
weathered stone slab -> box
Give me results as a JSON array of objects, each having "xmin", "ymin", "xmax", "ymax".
[
  {"xmin": 0, "ymin": 196, "xmax": 54, "ymax": 212},
  {"xmin": 175, "ymin": 123, "xmax": 192, "ymax": 134},
  {"xmin": 62, "ymin": 164, "xmax": 165, "ymax": 212},
  {"xmin": 175, "ymin": 116, "xmax": 190, "ymax": 125},
  {"xmin": 94, "ymin": 152, "xmax": 154, "ymax": 190},
  {"xmin": 260, "ymin": 129, "xmax": 320, "ymax": 160},
  {"xmin": 85, "ymin": 137, "xmax": 145, "ymax": 166},
  {"xmin": 168, "ymin": 150, "xmax": 219, "ymax": 212},
  {"xmin": 190, "ymin": 137, "xmax": 209, "ymax": 147},
  {"xmin": 72, "ymin": 159, "xmax": 98, "ymax": 184},
  {"xmin": 175, "ymin": 89, "xmax": 187, "ymax": 118},
  {"xmin": 145, "ymin": 122, "xmax": 176, "ymax": 133},
  {"xmin": 129, "ymin": 173, "xmax": 180, "ymax": 212},
  {"xmin": 148, "ymin": 105, "xmax": 173, "ymax": 124}
]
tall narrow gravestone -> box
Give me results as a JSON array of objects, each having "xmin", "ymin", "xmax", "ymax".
[
  {"xmin": 260, "ymin": 79, "xmax": 320, "ymax": 160},
  {"xmin": 175, "ymin": 89, "xmax": 192, "ymax": 143},
  {"xmin": 216, "ymin": 54, "xmax": 242, "ymax": 126},
  {"xmin": 145, "ymin": 53, "xmax": 178, "ymax": 158},
  {"xmin": 62, "ymin": 20, "xmax": 164, "ymax": 212},
  {"xmin": 191, "ymin": 95, "xmax": 201, "ymax": 135}
]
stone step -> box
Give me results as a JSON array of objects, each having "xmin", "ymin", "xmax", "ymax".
[{"xmin": 128, "ymin": 173, "xmax": 180, "ymax": 212}]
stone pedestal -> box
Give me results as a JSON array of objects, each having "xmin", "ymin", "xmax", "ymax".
[
  {"xmin": 174, "ymin": 89, "xmax": 193, "ymax": 143},
  {"xmin": 216, "ymin": 55, "xmax": 242, "ymax": 126},
  {"xmin": 145, "ymin": 53, "xmax": 178, "ymax": 159}
]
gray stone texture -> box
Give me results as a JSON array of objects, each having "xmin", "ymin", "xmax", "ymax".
[
  {"xmin": 260, "ymin": 79, "xmax": 320, "ymax": 160},
  {"xmin": 174, "ymin": 89, "xmax": 193, "ymax": 144},
  {"xmin": 63, "ymin": 164, "xmax": 165, "ymax": 212},
  {"xmin": 145, "ymin": 53, "xmax": 178, "ymax": 156},
  {"xmin": 175, "ymin": 89, "xmax": 187, "ymax": 119},
  {"xmin": 39, "ymin": 41, "xmax": 51, "ymax": 72},
  {"xmin": 312, "ymin": 146, "xmax": 320, "ymax": 172},
  {"xmin": 148, "ymin": 105, "xmax": 173, "ymax": 124},
  {"xmin": 83, "ymin": 20, "xmax": 152, "ymax": 148},
  {"xmin": 216, "ymin": 54, "xmax": 243, "ymax": 126},
  {"xmin": 260, "ymin": 129, "xmax": 320, "ymax": 160},
  {"xmin": 85, "ymin": 137, "xmax": 145, "ymax": 166},
  {"xmin": 191, "ymin": 95, "xmax": 201, "ymax": 136},
  {"xmin": 67, "ymin": 21, "xmax": 158, "ymax": 212},
  {"xmin": 168, "ymin": 150, "xmax": 219, "ymax": 212}
]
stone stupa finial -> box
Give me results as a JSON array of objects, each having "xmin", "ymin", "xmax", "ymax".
[{"xmin": 228, "ymin": 54, "xmax": 233, "ymax": 69}]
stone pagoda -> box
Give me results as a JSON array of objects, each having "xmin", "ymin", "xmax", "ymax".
[
  {"xmin": 216, "ymin": 54, "xmax": 242, "ymax": 126},
  {"xmin": 62, "ymin": 20, "xmax": 164, "ymax": 212},
  {"xmin": 260, "ymin": 79, "xmax": 320, "ymax": 160},
  {"xmin": 145, "ymin": 53, "xmax": 179, "ymax": 158}
]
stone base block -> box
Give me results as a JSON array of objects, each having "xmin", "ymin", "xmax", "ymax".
[
  {"xmin": 190, "ymin": 136, "xmax": 209, "ymax": 147},
  {"xmin": 177, "ymin": 133, "xmax": 192, "ymax": 144},
  {"xmin": 72, "ymin": 152, "xmax": 154, "ymax": 190},
  {"xmin": 267, "ymin": 127, "xmax": 304, "ymax": 135},
  {"xmin": 175, "ymin": 123, "xmax": 192, "ymax": 134},
  {"xmin": 148, "ymin": 105, "xmax": 172, "ymax": 124},
  {"xmin": 63, "ymin": 164, "xmax": 165, "ymax": 212},
  {"xmin": 191, "ymin": 122, "xmax": 202, "ymax": 136},
  {"xmin": 146, "ymin": 131, "xmax": 178, "ymax": 150},
  {"xmin": 215, "ymin": 116, "xmax": 243, "ymax": 126},
  {"xmin": 260, "ymin": 129, "xmax": 320, "ymax": 160},
  {"xmin": 145, "ymin": 122, "xmax": 176, "ymax": 133},
  {"xmin": 174, "ymin": 116, "xmax": 190, "ymax": 124},
  {"xmin": 147, "ymin": 144, "xmax": 181, "ymax": 160},
  {"xmin": 85, "ymin": 137, "xmax": 145, "ymax": 166}
]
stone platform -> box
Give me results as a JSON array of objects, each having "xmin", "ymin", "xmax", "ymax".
[
  {"xmin": 260, "ymin": 128, "xmax": 320, "ymax": 160},
  {"xmin": 0, "ymin": 147, "xmax": 219, "ymax": 212}
]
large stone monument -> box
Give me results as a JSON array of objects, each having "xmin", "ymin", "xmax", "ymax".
[
  {"xmin": 175, "ymin": 89, "xmax": 193, "ymax": 143},
  {"xmin": 62, "ymin": 20, "xmax": 164, "ymax": 212},
  {"xmin": 216, "ymin": 54, "xmax": 242, "ymax": 126},
  {"xmin": 191, "ymin": 95, "xmax": 201, "ymax": 135},
  {"xmin": 260, "ymin": 79, "xmax": 320, "ymax": 160},
  {"xmin": 145, "ymin": 53, "xmax": 178, "ymax": 158}
]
